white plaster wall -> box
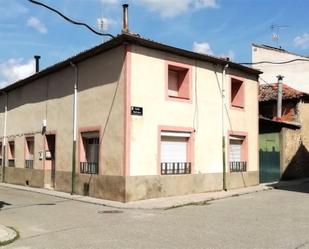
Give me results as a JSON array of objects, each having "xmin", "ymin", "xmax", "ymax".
[
  {"xmin": 252, "ymin": 45, "xmax": 309, "ymax": 92},
  {"xmin": 130, "ymin": 45, "xmax": 259, "ymax": 176}
]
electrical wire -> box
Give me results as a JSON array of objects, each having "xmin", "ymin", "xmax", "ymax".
[
  {"xmin": 259, "ymin": 76, "xmax": 271, "ymax": 85},
  {"xmin": 27, "ymin": 0, "xmax": 115, "ymax": 39},
  {"xmin": 240, "ymin": 58, "xmax": 309, "ymax": 65}
]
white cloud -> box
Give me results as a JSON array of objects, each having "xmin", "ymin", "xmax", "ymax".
[
  {"xmin": 0, "ymin": 1, "xmax": 28, "ymax": 19},
  {"xmin": 192, "ymin": 0, "xmax": 219, "ymax": 9},
  {"xmin": 294, "ymin": 33, "xmax": 309, "ymax": 49},
  {"xmin": 98, "ymin": 0, "xmax": 219, "ymax": 17},
  {"xmin": 0, "ymin": 58, "xmax": 35, "ymax": 88},
  {"xmin": 136, "ymin": 0, "xmax": 219, "ymax": 17},
  {"xmin": 97, "ymin": 17, "xmax": 116, "ymax": 31},
  {"xmin": 100, "ymin": 0, "xmax": 119, "ymax": 4},
  {"xmin": 136, "ymin": 0, "xmax": 189, "ymax": 17},
  {"xmin": 27, "ymin": 16, "xmax": 47, "ymax": 34},
  {"xmin": 193, "ymin": 41, "xmax": 213, "ymax": 55}
]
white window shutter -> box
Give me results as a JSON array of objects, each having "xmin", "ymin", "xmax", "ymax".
[{"xmin": 161, "ymin": 136, "xmax": 188, "ymax": 163}]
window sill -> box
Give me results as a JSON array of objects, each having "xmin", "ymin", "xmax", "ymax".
[
  {"xmin": 167, "ymin": 95, "xmax": 191, "ymax": 103},
  {"xmin": 231, "ymin": 104, "xmax": 245, "ymax": 110}
]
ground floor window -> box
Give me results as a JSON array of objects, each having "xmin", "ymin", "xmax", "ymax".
[
  {"xmin": 8, "ymin": 141, "xmax": 15, "ymax": 167},
  {"xmin": 25, "ymin": 137, "xmax": 34, "ymax": 169},
  {"xmin": 160, "ymin": 131, "xmax": 192, "ymax": 175},
  {"xmin": 80, "ymin": 131, "xmax": 99, "ymax": 174},
  {"xmin": 229, "ymin": 135, "xmax": 247, "ymax": 172}
]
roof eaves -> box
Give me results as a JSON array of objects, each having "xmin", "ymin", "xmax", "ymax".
[
  {"xmin": 259, "ymin": 117, "xmax": 301, "ymax": 129},
  {"xmin": 1, "ymin": 34, "xmax": 126, "ymax": 92},
  {"xmin": 125, "ymin": 34, "xmax": 261, "ymax": 75},
  {"xmin": 2, "ymin": 34, "xmax": 261, "ymax": 93}
]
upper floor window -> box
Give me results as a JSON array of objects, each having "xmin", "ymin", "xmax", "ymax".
[
  {"xmin": 166, "ymin": 62, "xmax": 191, "ymax": 101},
  {"xmin": 231, "ymin": 77, "xmax": 245, "ymax": 109}
]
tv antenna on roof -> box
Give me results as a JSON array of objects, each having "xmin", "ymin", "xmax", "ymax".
[
  {"xmin": 97, "ymin": 2, "xmax": 107, "ymax": 43},
  {"xmin": 270, "ymin": 24, "xmax": 290, "ymax": 48}
]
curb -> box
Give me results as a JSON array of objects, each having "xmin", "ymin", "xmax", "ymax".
[
  {"xmin": 0, "ymin": 182, "xmax": 274, "ymax": 210},
  {"xmin": 0, "ymin": 225, "xmax": 19, "ymax": 246}
]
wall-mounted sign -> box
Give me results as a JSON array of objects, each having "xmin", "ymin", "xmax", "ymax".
[{"xmin": 131, "ymin": 106, "xmax": 143, "ymax": 116}]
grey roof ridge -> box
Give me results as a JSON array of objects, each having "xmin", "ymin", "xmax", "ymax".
[{"xmin": 252, "ymin": 43, "xmax": 309, "ymax": 59}]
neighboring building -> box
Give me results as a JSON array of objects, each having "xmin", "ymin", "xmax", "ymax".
[
  {"xmin": 0, "ymin": 34, "xmax": 260, "ymax": 202},
  {"xmin": 259, "ymin": 83, "xmax": 309, "ymax": 182},
  {"xmin": 252, "ymin": 44, "xmax": 309, "ymax": 92}
]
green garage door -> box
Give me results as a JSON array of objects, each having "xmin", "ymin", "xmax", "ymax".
[{"xmin": 259, "ymin": 133, "xmax": 280, "ymax": 183}]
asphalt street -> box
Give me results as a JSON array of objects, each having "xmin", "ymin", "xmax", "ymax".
[{"xmin": 0, "ymin": 182, "xmax": 309, "ymax": 249}]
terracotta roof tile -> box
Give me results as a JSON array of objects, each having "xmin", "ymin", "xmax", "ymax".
[{"xmin": 259, "ymin": 83, "xmax": 309, "ymax": 102}]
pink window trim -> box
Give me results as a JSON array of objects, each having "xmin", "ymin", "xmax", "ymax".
[
  {"xmin": 24, "ymin": 135, "xmax": 35, "ymax": 162},
  {"xmin": 157, "ymin": 125, "xmax": 195, "ymax": 175},
  {"xmin": 230, "ymin": 76, "xmax": 245, "ymax": 110},
  {"xmin": 227, "ymin": 130, "xmax": 248, "ymax": 172},
  {"xmin": 165, "ymin": 61, "xmax": 192, "ymax": 103},
  {"xmin": 78, "ymin": 126, "xmax": 102, "ymax": 175},
  {"xmin": 8, "ymin": 140, "xmax": 15, "ymax": 160}
]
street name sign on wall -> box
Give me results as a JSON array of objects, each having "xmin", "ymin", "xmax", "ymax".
[{"xmin": 131, "ymin": 106, "xmax": 143, "ymax": 116}]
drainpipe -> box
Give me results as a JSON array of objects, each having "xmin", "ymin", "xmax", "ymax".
[
  {"xmin": 70, "ymin": 62, "xmax": 78, "ymax": 195},
  {"xmin": 222, "ymin": 64, "xmax": 229, "ymax": 191},
  {"xmin": 2, "ymin": 92, "xmax": 7, "ymax": 183},
  {"xmin": 276, "ymin": 75, "xmax": 284, "ymax": 121}
]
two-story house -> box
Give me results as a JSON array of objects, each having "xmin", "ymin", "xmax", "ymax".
[{"xmin": 0, "ymin": 34, "xmax": 260, "ymax": 202}]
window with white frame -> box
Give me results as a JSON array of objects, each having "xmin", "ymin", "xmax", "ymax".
[
  {"xmin": 229, "ymin": 135, "xmax": 247, "ymax": 172},
  {"xmin": 160, "ymin": 131, "xmax": 191, "ymax": 175}
]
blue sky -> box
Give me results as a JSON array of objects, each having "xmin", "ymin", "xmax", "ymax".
[{"xmin": 1, "ymin": 0, "xmax": 309, "ymax": 87}]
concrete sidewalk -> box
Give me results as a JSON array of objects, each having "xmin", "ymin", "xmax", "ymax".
[{"xmin": 0, "ymin": 182, "xmax": 275, "ymax": 210}]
